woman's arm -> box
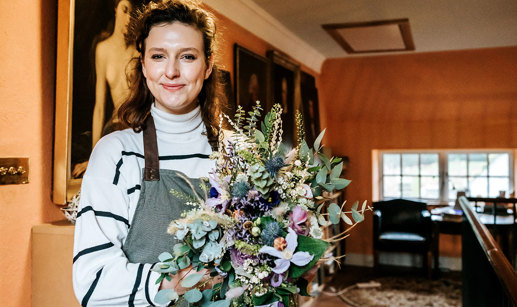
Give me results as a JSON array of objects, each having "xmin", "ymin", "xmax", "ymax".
[{"xmin": 72, "ymin": 135, "xmax": 160, "ymax": 306}]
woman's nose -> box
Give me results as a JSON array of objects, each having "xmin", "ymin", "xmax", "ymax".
[{"xmin": 165, "ymin": 59, "xmax": 179, "ymax": 79}]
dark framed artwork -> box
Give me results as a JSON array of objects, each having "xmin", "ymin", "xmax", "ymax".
[
  {"xmin": 267, "ymin": 51, "xmax": 300, "ymax": 148},
  {"xmin": 234, "ymin": 44, "xmax": 270, "ymax": 115},
  {"xmin": 300, "ymin": 71, "xmax": 320, "ymax": 147},
  {"xmin": 53, "ymin": 0, "xmax": 147, "ymax": 204}
]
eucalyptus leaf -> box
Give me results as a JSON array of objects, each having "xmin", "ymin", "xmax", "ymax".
[
  {"xmin": 313, "ymin": 129, "xmax": 326, "ymax": 152},
  {"xmin": 193, "ymin": 237, "xmax": 207, "ymax": 249},
  {"xmin": 207, "ymin": 300, "xmax": 230, "ymax": 307},
  {"xmin": 352, "ymin": 209, "xmax": 364, "ymax": 223},
  {"xmin": 318, "ymin": 153, "xmax": 331, "ymax": 171},
  {"xmin": 177, "ymin": 255, "xmax": 191, "ymax": 269},
  {"xmin": 316, "ymin": 203, "xmax": 324, "ymax": 215},
  {"xmin": 330, "ymin": 162, "xmax": 343, "ymax": 180},
  {"xmin": 176, "ymin": 228, "xmax": 189, "ymax": 240},
  {"xmin": 255, "ymin": 130, "xmax": 265, "ymax": 143},
  {"xmin": 158, "ymin": 252, "xmax": 173, "ymax": 262},
  {"xmin": 208, "ymin": 229, "xmax": 220, "ymax": 241},
  {"xmin": 351, "ymin": 200, "xmax": 359, "ymax": 211},
  {"xmin": 181, "ymin": 273, "xmax": 205, "ymax": 288},
  {"xmin": 330, "ymin": 177, "xmax": 351, "ymax": 190},
  {"xmin": 328, "ymin": 203, "xmax": 341, "ymax": 225},
  {"xmin": 184, "ymin": 288, "xmax": 203, "ymax": 303},
  {"xmin": 341, "ymin": 212, "xmax": 353, "ymax": 225},
  {"xmin": 361, "ymin": 200, "xmax": 368, "ymax": 213},
  {"xmin": 319, "ymin": 182, "xmax": 335, "ymax": 191},
  {"xmin": 202, "ymin": 289, "xmax": 214, "ymax": 305},
  {"xmin": 315, "ymin": 167, "xmax": 327, "ymax": 185},
  {"xmin": 154, "ymin": 289, "xmax": 178, "ymax": 305},
  {"xmin": 318, "ymin": 215, "xmax": 328, "ymax": 227},
  {"xmin": 173, "ymin": 243, "xmax": 190, "ymax": 257}
]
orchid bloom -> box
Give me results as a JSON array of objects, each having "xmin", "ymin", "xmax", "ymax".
[
  {"xmin": 259, "ymin": 228, "xmax": 313, "ymax": 274},
  {"xmin": 205, "ymin": 173, "xmax": 231, "ymax": 212},
  {"xmin": 289, "ymin": 206, "xmax": 308, "ymax": 235}
]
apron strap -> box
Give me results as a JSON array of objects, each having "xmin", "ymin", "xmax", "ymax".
[{"xmin": 143, "ymin": 115, "xmax": 160, "ymax": 181}]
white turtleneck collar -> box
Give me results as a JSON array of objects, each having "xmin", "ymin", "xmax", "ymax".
[{"xmin": 150, "ymin": 103, "xmax": 204, "ymax": 137}]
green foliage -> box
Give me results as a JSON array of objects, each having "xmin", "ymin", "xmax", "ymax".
[
  {"xmin": 289, "ymin": 235, "xmax": 329, "ymax": 279},
  {"xmin": 184, "ymin": 288, "xmax": 203, "ymax": 303},
  {"xmin": 328, "ymin": 203, "xmax": 341, "ymax": 225},
  {"xmin": 181, "ymin": 273, "xmax": 205, "ymax": 288}
]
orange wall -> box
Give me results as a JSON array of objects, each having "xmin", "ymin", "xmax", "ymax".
[
  {"xmin": 319, "ymin": 47, "xmax": 517, "ymax": 257},
  {"xmin": 0, "ymin": 2, "xmax": 318, "ymax": 305},
  {"xmin": 0, "ymin": 0, "xmax": 64, "ymax": 305}
]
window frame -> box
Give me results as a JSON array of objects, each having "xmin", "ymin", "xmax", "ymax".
[{"xmin": 377, "ymin": 149, "xmax": 515, "ymax": 204}]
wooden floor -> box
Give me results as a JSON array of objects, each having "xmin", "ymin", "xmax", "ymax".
[{"xmin": 302, "ymin": 265, "xmax": 461, "ymax": 307}]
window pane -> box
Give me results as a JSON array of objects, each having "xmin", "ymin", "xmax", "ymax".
[
  {"xmin": 421, "ymin": 154, "xmax": 439, "ymax": 176},
  {"xmin": 469, "ymin": 153, "xmax": 487, "ymax": 176},
  {"xmin": 489, "ymin": 177, "xmax": 510, "ymax": 198},
  {"xmin": 489, "ymin": 153, "xmax": 509, "ymax": 176},
  {"xmin": 469, "ymin": 177, "xmax": 488, "ymax": 197},
  {"xmin": 383, "ymin": 154, "xmax": 400, "ymax": 175},
  {"xmin": 449, "ymin": 154, "xmax": 467, "ymax": 176},
  {"xmin": 421, "ymin": 176, "xmax": 439, "ymax": 199},
  {"xmin": 402, "ymin": 176, "xmax": 419, "ymax": 198},
  {"xmin": 449, "ymin": 177, "xmax": 467, "ymax": 200},
  {"xmin": 383, "ymin": 175, "xmax": 401, "ymax": 198},
  {"xmin": 402, "ymin": 154, "xmax": 419, "ymax": 175}
]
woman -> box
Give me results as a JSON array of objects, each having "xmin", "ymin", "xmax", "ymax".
[
  {"xmin": 73, "ymin": 1, "xmax": 226, "ymax": 305},
  {"xmin": 72, "ymin": 0, "xmax": 137, "ymax": 178}
]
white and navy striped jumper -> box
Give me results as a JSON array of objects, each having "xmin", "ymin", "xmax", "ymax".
[{"xmin": 73, "ymin": 104, "xmax": 215, "ymax": 306}]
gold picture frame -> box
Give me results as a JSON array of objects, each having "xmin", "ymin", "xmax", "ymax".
[{"xmin": 53, "ymin": 0, "xmax": 144, "ymax": 204}]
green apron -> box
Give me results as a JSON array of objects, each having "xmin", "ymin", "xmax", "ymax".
[{"xmin": 122, "ymin": 115, "xmax": 209, "ymax": 264}]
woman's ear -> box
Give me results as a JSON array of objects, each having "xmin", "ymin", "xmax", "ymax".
[
  {"xmin": 141, "ymin": 56, "xmax": 147, "ymax": 79},
  {"xmin": 204, "ymin": 56, "xmax": 214, "ymax": 80}
]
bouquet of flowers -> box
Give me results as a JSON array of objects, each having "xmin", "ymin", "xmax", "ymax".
[{"xmin": 153, "ymin": 102, "xmax": 370, "ymax": 306}]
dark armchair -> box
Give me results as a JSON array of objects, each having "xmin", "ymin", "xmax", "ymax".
[{"xmin": 373, "ymin": 198, "xmax": 434, "ymax": 276}]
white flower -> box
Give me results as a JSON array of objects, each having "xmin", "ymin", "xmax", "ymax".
[{"xmin": 225, "ymin": 286, "xmax": 247, "ymax": 299}]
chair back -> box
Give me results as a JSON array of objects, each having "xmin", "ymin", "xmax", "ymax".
[{"xmin": 373, "ymin": 199, "xmax": 428, "ymax": 234}]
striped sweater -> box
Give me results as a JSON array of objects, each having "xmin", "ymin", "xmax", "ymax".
[{"xmin": 73, "ymin": 104, "xmax": 215, "ymax": 306}]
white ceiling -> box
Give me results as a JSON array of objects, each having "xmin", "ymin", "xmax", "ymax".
[{"xmin": 250, "ymin": 0, "xmax": 517, "ymax": 58}]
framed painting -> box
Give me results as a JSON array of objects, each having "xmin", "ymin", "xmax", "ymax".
[
  {"xmin": 267, "ymin": 50, "xmax": 300, "ymax": 148},
  {"xmin": 300, "ymin": 71, "xmax": 320, "ymax": 147},
  {"xmin": 234, "ymin": 44, "xmax": 270, "ymax": 116},
  {"xmin": 53, "ymin": 0, "xmax": 147, "ymax": 204}
]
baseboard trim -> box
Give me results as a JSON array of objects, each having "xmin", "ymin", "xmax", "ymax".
[{"xmin": 345, "ymin": 252, "xmax": 462, "ymax": 271}]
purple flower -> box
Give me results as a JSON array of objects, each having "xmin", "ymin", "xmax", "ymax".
[
  {"xmin": 259, "ymin": 191, "xmax": 281, "ymax": 209},
  {"xmin": 259, "ymin": 228, "xmax": 314, "ymax": 274},
  {"xmin": 270, "ymin": 273, "xmax": 285, "ymax": 287},
  {"xmin": 289, "ymin": 206, "xmax": 308, "ymax": 235}
]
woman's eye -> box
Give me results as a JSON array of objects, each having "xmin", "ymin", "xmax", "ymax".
[
  {"xmin": 151, "ymin": 54, "xmax": 164, "ymax": 60},
  {"xmin": 181, "ymin": 54, "xmax": 197, "ymax": 61}
]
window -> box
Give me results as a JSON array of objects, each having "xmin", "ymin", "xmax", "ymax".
[{"xmin": 379, "ymin": 150, "xmax": 513, "ymax": 203}]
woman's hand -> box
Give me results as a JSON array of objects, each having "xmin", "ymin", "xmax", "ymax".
[{"xmin": 159, "ymin": 267, "xmax": 223, "ymax": 295}]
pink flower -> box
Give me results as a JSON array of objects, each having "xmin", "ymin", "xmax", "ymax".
[{"xmin": 289, "ymin": 206, "xmax": 308, "ymax": 235}]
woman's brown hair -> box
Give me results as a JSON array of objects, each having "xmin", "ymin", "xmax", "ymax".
[{"xmin": 118, "ymin": 0, "xmax": 228, "ymax": 148}]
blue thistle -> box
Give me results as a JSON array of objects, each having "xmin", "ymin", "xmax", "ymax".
[
  {"xmin": 232, "ymin": 181, "xmax": 250, "ymax": 199},
  {"xmin": 261, "ymin": 221, "xmax": 282, "ymax": 246},
  {"xmin": 265, "ymin": 156, "xmax": 285, "ymax": 177}
]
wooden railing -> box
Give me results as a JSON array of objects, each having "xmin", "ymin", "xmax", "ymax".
[{"xmin": 459, "ymin": 196, "xmax": 517, "ymax": 306}]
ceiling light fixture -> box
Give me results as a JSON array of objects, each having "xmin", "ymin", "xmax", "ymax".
[{"xmin": 323, "ymin": 18, "xmax": 415, "ymax": 54}]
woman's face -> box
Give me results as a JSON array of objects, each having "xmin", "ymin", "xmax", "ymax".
[{"xmin": 142, "ymin": 22, "xmax": 213, "ymax": 115}]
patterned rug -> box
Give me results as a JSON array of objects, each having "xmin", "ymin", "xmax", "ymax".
[{"xmin": 338, "ymin": 276, "xmax": 462, "ymax": 307}]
